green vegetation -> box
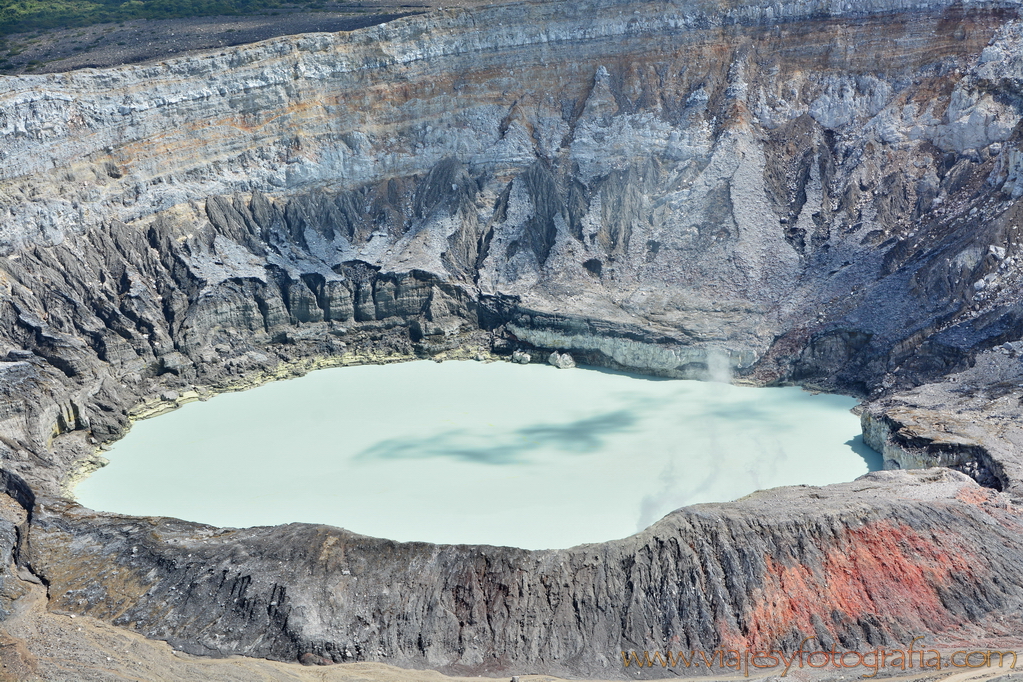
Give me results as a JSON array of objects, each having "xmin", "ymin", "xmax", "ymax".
[{"xmin": 0, "ymin": 0, "xmax": 312, "ymax": 37}]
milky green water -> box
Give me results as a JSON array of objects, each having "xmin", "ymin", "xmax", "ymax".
[{"xmin": 74, "ymin": 360, "xmax": 880, "ymax": 549}]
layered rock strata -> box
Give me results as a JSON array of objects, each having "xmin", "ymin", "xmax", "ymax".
[{"xmin": 1, "ymin": 0, "xmax": 1023, "ymax": 675}]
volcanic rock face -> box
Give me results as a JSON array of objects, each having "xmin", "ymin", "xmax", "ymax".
[
  {"xmin": 2, "ymin": 0, "xmax": 1023, "ymax": 675},
  {"xmin": 21, "ymin": 470, "xmax": 1023, "ymax": 677}
]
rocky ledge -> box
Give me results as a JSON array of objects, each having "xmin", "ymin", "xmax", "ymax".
[
  {"xmin": 2, "ymin": 0, "xmax": 1023, "ymax": 676},
  {"xmin": 8, "ymin": 469, "xmax": 1023, "ymax": 678}
]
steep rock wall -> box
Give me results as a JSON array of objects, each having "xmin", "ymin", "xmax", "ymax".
[
  {"xmin": 22, "ymin": 470, "xmax": 1023, "ymax": 677},
  {"xmin": 1, "ymin": 0, "xmax": 1020, "ymax": 393}
]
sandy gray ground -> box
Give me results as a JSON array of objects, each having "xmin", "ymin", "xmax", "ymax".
[{"xmin": 0, "ymin": 3, "xmax": 426, "ymax": 75}]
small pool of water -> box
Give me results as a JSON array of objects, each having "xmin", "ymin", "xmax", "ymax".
[{"xmin": 74, "ymin": 360, "xmax": 880, "ymax": 549}]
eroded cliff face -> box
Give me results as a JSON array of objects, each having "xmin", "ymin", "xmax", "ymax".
[
  {"xmin": 2, "ymin": 0, "xmax": 1023, "ymax": 676},
  {"xmin": 19, "ymin": 470, "xmax": 1023, "ymax": 677}
]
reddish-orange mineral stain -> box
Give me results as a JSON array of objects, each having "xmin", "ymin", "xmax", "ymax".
[
  {"xmin": 955, "ymin": 486, "xmax": 995, "ymax": 506},
  {"xmin": 739, "ymin": 520, "xmax": 982, "ymax": 648}
]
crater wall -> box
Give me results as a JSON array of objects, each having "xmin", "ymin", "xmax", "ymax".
[{"xmin": 2, "ymin": 0, "xmax": 1023, "ymax": 675}]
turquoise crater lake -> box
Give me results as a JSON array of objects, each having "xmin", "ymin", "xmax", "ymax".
[{"xmin": 73, "ymin": 360, "xmax": 880, "ymax": 549}]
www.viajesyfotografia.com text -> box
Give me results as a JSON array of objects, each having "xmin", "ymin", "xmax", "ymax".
[{"xmin": 622, "ymin": 637, "xmax": 1018, "ymax": 677}]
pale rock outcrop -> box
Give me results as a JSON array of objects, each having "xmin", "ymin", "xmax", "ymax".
[{"xmin": 547, "ymin": 351, "xmax": 576, "ymax": 369}]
